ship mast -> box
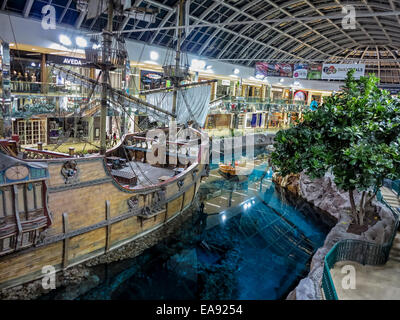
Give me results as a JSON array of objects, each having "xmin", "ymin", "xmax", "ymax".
[
  {"xmin": 172, "ymin": 0, "xmax": 185, "ymax": 115},
  {"xmin": 100, "ymin": 2, "xmax": 114, "ymax": 155}
]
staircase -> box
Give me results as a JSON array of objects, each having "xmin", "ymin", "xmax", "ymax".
[{"xmin": 380, "ymin": 186, "xmax": 400, "ymax": 210}]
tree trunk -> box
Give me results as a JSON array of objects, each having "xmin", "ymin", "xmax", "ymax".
[
  {"xmin": 359, "ymin": 191, "xmax": 366, "ymax": 226},
  {"xmin": 365, "ymin": 189, "xmax": 379, "ymax": 207},
  {"xmin": 349, "ymin": 189, "xmax": 357, "ymax": 222}
]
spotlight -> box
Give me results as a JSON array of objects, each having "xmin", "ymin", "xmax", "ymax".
[
  {"xmin": 150, "ymin": 51, "xmax": 159, "ymax": 60},
  {"xmin": 59, "ymin": 34, "xmax": 72, "ymax": 46},
  {"xmin": 75, "ymin": 36, "xmax": 87, "ymax": 48}
]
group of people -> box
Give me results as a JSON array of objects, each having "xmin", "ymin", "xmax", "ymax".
[
  {"xmin": 10, "ymin": 70, "xmax": 41, "ymax": 92},
  {"xmin": 106, "ymin": 132, "xmax": 118, "ymax": 147}
]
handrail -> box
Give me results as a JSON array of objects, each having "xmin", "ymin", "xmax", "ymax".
[
  {"xmin": 23, "ymin": 147, "xmax": 72, "ymax": 159},
  {"xmin": 321, "ymin": 192, "xmax": 399, "ymax": 300}
]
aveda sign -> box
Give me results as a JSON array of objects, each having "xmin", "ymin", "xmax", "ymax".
[
  {"xmin": 47, "ymin": 54, "xmax": 87, "ymax": 66},
  {"xmin": 62, "ymin": 58, "xmax": 83, "ymax": 66}
]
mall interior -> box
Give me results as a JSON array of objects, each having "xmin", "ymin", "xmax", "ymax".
[{"xmin": 0, "ymin": 0, "xmax": 399, "ymax": 301}]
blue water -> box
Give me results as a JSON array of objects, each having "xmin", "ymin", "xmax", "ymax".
[{"xmin": 42, "ymin": 157, "xmax": 330, "ymax": 300}]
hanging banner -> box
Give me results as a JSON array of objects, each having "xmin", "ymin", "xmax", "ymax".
[
  {"xmin": 293, "ymin": 64, "xmax": 308, "ymax": 79},
  {"xmin": 322, "ymin": 63, "xmax": 365, "ymax": 80},
  {"xmin": 307, "ymin": 64, "xmax": 322, "ymax": 80},
  {"xmin": 255, "ymin": 63, "xmax": 293, "ymax": 78}
]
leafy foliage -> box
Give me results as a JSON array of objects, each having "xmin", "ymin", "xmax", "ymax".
[{"xmin": 271, "ymin": 70, "xmax": 400, "ymax": 225}]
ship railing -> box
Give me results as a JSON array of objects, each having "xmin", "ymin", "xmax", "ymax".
[
  {"xmin": 321, "ymin": 192, "xmax": 399, "ymax": 300},
  {"xmin": 23, "ymin": 147, "xmax": 72, "ymax": 159}
]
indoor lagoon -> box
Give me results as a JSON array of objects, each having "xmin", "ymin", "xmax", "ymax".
[{"xmin": 39, "ymin": 158, "xmax": 332, "ymax": 300}]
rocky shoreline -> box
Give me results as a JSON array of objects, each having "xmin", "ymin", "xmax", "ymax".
[
  {"xmin": 273, "ymin": 172, "xmax": 396, "ymax": 300},
  {"xmin": 0, "ymin": 198, "xmax": 200, "ymax": 300}
]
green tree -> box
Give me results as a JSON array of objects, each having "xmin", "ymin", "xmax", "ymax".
[{"xmin": 271, "ymin": 70, "xmax": 400, "ymax": 226}]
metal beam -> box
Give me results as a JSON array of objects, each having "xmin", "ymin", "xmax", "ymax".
[
  {"xmin": 75, "ymin": 9, "xmax": 87, "ymax": 29},
  {"xmin": 59, "ymin": 0, "xmax": 73, "ymax": 24},
  {"xmin": 149, "ymin": 8, "xmax": 175, "ymax": 44},
  {"xmin": 22, "ymin": 0, "xmax": 34, "ymax": 18},
  {"xmin": 1, "ymin": 0, "xmax": 8, "ymax": 10}
]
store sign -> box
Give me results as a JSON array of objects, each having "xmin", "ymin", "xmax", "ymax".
[
  {"xmin": 293, "ymin": 64, "xmax": 308, "ymax": 79},
  {"xmin": 255, "ymin": 62, "xmax": 293, "ymax": 78},
  {"xmin": 47, "ymin": 54, "xmax": 87, "ymax": 66},
  {"xmin": 307, "ymin": 64, "xmax": 322, "ymax": 80},
  {"xmin": 321, "ymin": 63, "xmax": 365, "ymax": 80},
  {"xmin": 221, "ymin": 79, "xmax": 230, "ymax": 86}
]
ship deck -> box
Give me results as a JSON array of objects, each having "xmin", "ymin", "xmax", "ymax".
[{"xmin": 113, "ymin": 161, "xmax": 176, "ymax": 187}]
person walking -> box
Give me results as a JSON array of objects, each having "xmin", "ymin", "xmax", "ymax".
[
  {"xmin": 112, "ymin": 132, "xmax": 117, "ymax": 147},
  {"xmin": 309, "ymin": 98, "xmax": 318, "ymax": 111}
]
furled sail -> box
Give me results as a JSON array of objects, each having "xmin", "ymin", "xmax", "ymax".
[{"xmin": 146, "ymin": 84, "xmax": 211, "ymax": 127}]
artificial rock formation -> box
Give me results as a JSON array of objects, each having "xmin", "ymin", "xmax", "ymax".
[{"xmin": 274, "ymin": 171, "xmax": 397, "ymax": 300}]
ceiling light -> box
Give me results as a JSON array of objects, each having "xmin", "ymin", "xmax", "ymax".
[
  {"xmin": 234, "ymin": 68, "xmax": 240, "ymax": 74},
  {"xmin": 76, "ymin": 36, "xmax": 87, "ymax": 48},
  {"xmin": 280, "ymin": 78, "xmax": 284, "ymax": 82},
  {"xmin": 206, "ymin": 65, "xmax": 212, "ymax": 70},
  {"xmin": 31, "ymin": 62, "xmax": 36, "ymax": 67},
  {"xmin": 92, "ymin": 43, "xmax": 101, "ymax": 50},
  {"xmin": 150, "ymin": 51, "xmax": 159, "ymax": 60},
  {"xmin": 59, "ymin": 34, "xmax": 72, "ymax": 46},
  {"xmin": 191, "ymin": 59, "xmax": 206, "ymax": 70}
]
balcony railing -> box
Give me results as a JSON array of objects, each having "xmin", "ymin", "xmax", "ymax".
[{"xmin": 10, "ymin": 81, "xmax": 98, "ymax": 97}]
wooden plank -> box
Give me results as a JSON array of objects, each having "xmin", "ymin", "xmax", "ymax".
[
  {"xmin": 62, "ymin": 212, "xmax": 69, "ymax": 269},
  {"xmin": 13, "ymin": 185, "xmax": 23, "ymax": 250},
  {"xmin": 105, "ymin": 200, "xmax": 111, "ymax": 252}
]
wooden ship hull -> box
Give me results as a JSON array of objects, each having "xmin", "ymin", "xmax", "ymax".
[{"xmin": 0, "ymin": 128, "xmax": 208, "ymax": 290}]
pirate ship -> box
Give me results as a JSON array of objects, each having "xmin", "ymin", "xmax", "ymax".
[{"xmin": 0, "ymin": 0, "xmax": 211, "ymax": 290}]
